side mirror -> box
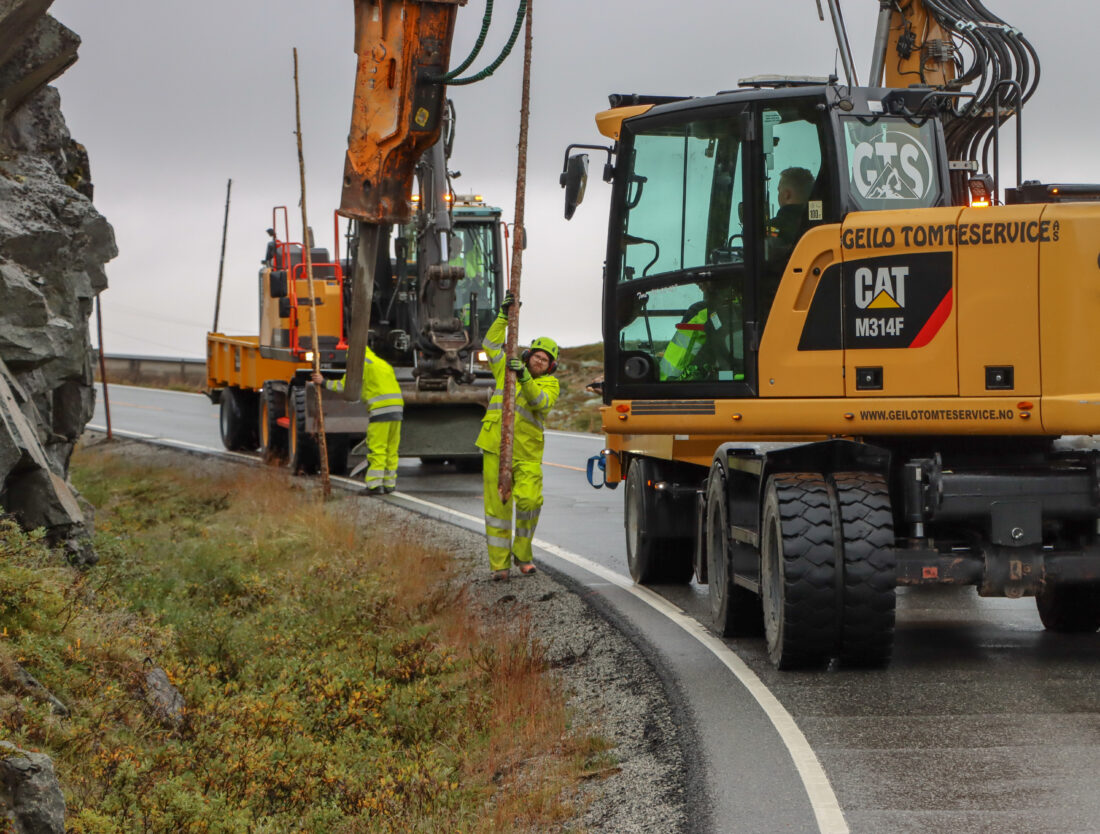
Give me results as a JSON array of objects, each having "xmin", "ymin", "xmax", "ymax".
[{"xmin": 560, "ymin": 153, "xmax": 590, "ymax": 220}]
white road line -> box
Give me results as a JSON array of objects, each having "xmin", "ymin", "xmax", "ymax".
[
  {"xmin": 86, "ymin": 425, "xmax": 155, "ymax": 439},
  {"xmin": 545, "ymin": 429, "xmax": 602, "ymax": 440},
  {"xmin": 387, "ymin": 492, "xmax": 849, "ymax": 834}
]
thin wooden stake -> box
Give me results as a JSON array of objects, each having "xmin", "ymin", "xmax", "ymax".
[
  {"xmin": 498, "ymin": 0, "xmax": 533, "ymax": 503},
  {"xmin": 293, "ymin": 47, "xmax": 331, "ymax": 497},
  {"xmin": 212, "ymin": 178, "xmax": 232, "ymax": 333}
]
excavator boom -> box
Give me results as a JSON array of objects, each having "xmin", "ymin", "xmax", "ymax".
[{"xmin": 339, "ymin": 0, "xmax": 466, "ymax": 401}]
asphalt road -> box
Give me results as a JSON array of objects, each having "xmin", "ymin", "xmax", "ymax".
[{"xmin": 90, "ymin": 384, "xmax": 1100, "ymax": 834}]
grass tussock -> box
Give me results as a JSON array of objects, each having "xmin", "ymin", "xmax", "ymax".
[{"xmin": 0, "ymin": 444, "xmax": 610, "ymax": 832}]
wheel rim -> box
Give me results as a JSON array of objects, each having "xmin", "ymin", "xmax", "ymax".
[
  {"xmin": 625, "ymin": 473, "xmax": 641, "ymax": 572},
  {"xmin": 761, "ymin": 511, "xmax": 784, "ymax": 655},
  {"xmin": 707, "ymin": 482, "xmax": 727, "ymax": 620}
]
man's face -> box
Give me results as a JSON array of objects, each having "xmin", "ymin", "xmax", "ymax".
[
  {"xmin": 528, "ymin": 350, "xmax": 552, "ymax": 377},
  {"xmin": 777, "ymin": 178, "xmax": 795, "ymax": 206}
]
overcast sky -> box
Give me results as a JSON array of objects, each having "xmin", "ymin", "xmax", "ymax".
[{"xmin": 51, "ymin": 0, "xmax": 1100, "ymax": 357}]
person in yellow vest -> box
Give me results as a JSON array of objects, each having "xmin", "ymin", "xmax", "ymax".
[
  {"xmin": 477, "ymin": 292, "xmax": 559, "ymax": 580},
  {"xmin": 311, "ymin": 346, "xmax": 404, "ymax": 495}
]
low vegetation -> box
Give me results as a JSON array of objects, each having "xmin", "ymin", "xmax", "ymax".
[{"xmin": 0, "ymin": 443, "xmax": 612, "ymax": 832}]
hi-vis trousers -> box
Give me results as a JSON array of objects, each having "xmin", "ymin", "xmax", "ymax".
[
  {"xmin": 481, "ymin": 450, "xmax": 543, "ymax": 571},
  {"xmin": 365, "ymin": 419, "xmax": 401, "ymax": 491}
]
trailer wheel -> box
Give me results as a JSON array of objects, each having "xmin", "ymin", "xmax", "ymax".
[
  {"xmin": 624, "ymin": 458, "xmax": 693, "ymax": 584},
  {"xmin": 1035, "ymin": 584, "xmax": 1100, "ymax": 633},
  {"xmin": 833, "ymin": 472, "xmax": 896, "ymax": 667},
  {"xmin": 706, "ymin": 469, "xmax": 763, "ymax": 637},
  {"xmin": 259, "ymin": 385, "xmax": 287, "ymax": 463},
  {"xmin": 219, "ymin": 388, "xmax": 252, "ymax": 451},
  {"xmin": 761, "ymin": 474, "xmax": 837, "ymax": 669},
  {"xmin": 287, "ymin": 386, "xmax": 319, "ymax": 475}
]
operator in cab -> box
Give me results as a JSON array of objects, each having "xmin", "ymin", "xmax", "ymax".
[
  {"xmin": 477, "ymin": 292, "xmax": 560, "ymax": 580},
  {"xmin": 312, "ymin": 346, "xmax": 403, "ymax": 495}
]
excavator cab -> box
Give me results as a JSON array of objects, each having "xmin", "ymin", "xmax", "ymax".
[{"xmin": 565, "ymin": 83, "xmax": 951, "ymax": 402}]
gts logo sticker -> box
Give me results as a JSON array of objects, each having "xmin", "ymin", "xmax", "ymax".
[{"xmin": 851, "ymin": 131, "xmax": 934, "ymax": 202}]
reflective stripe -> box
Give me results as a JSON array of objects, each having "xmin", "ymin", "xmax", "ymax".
[
  {"xmin": 370, "ymin": 404, "xmax": 404, "ymax": 418},
  {"xmin": 531, "ymin": 390, "xmax": 550, "ymax": 409},
  {"xmin": 487, "ymin": 535, "xmax": 512, "ymax": 550},
  {"xmin": 515, "ymin": 509, "xmax": 540, "ymax": 521},
  {"xmin": 516, "ymin": 405, "xmax": 544, "ymax": 430},
  {"xmin": 487, "ymin": 402, "xmax": 503, "ymax": 412},
  {"xmin": 368, "ymin": 393, "xmax": 400, "ymax": 405},
  {"xmin": 483, "ymin": 337, "xmax": 503, "ymax": 350},
  {"xmin": 515, "ymin": 525, "xmax": 534, "ymax": 538}
]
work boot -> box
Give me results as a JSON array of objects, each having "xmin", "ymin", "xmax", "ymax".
[
  {"xmin": 383, "ymin": 486, "xmax": 395, "ymax": 494},
  {"xmin": 363, "ymin": 485, "xmax": 385, "ymax": 496}
]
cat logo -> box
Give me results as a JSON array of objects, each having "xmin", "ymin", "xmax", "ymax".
[
  {"xmin": 851, "ymin": 130, "xmax": 934, "ymax": 202},
  {"xmin": 854, "ymin": 265, "xmax": 907, "ymax": 310}
]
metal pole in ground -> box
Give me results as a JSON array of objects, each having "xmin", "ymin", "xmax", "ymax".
[
  {"xmin": 498, "ymin": 0, "xmax": 533, "ymax": 503},
  {"xmin": 293, "ymin": 47, "xmax": 332, "ymax": 497},
  {"xmin": 95, "ymin": 293, "xmax": 112, "ymax": 440},
  {"xmin": 212, "ymin": 178, "xmax": 232, "ymax": 333}
]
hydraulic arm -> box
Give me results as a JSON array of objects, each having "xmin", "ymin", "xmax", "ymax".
[{"xmin": 338, "ymin": 0, "xmax": 466, "ymax": 401}]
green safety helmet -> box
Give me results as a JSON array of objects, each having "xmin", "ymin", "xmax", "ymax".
[{"xmin": 525, "ymin": 336, "xmax": 559, "ymax": 371}]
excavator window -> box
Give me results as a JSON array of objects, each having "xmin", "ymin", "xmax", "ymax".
[
  {"xmin": 613, "ymin": 109, "xmax": 750, "ymax": 388},
  {"xmin": 839, "ymin": 117, "xmax": 942, "ymax": 211}
]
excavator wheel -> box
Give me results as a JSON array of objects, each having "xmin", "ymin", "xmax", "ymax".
[
  {"xmin": 259, "ymin": 384, "xmax": 287, "ymax": 464},
  {"xmin": 832, "ymin": 472, "xmax": 896, "ymax": 667},
  {"xmin": 219, "ymin": 387, "xmax": 257, "ymax": 451},
  {"xmin": 287, "ymin": 386, "xmax": 319, "ymax": 475},
  {"xmin": 760, "ymin": 474, "xmax": 837, "ymax": 670},
  {"xmin": 705, "ymin": 468, "xmax": 763, "ymax": 637},
  {"xmin": 624, "ymin": 458, "xmax": 693, "ymax": 585},
  {"xmin": 1035, "ymin": 584, "xmax": 1100, "ymax": 633}
]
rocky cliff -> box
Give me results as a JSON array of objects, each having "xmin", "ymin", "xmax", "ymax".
[{"xmin": 0, "ymin": 0, "xmax": 116, "ymax": 564}]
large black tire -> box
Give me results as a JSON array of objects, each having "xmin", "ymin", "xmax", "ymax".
[
  {"xmin": 1035, "ymin": 584, "xmax": 1100, "ymax": 633},
  {"xmin": 454, "ymin": 456, "xmax": 483, "ymax": 474},
  {"xmin": 760, "ymin": 474, "xmax": 837, "ymax": 670},
  {"xmin": 259, "ymin": 384, "xmax": 288, "ymax": 464},
  {"xmin": 219, "ymin": 387, "xmax": 254, "ymax": 451},
  {"xmin": 832, "ymin": 472, "xmax": 896, "ymax": 667},
  {"xmin": 287, "ymin": 386, "xmax": 319, "ymax": 475},
  {"xmin": 624, "ymin": 459, "xmax": 693, "ymax": 585},
  {"xmin": 706, "ymin": 468, "xmax": 763, "ymax": 637}
]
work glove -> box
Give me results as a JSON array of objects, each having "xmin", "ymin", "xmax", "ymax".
[
  {"xmin": 507, "ymin": 357, "xmax": 531, "ymax": 383},
  {"xmin": 498, "ymin": 291, "xmax": 519, "ymax": 317}
]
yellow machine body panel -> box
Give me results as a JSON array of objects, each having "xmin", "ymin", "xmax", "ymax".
[
  {"xmin": 1039, "ymin": 203, "xmax": 1100, "ymax": 433},
  {"xmin": 206, "ymin": 334, "xmax": 310, "ymax": 392},
  {"xmin": 598, "ymin": 200, "xmax": 1100, "ymax": 475},
  {"xmin": 596, "ymin": 105, "xmax": 654, "ymax": 141},
  {"xmin": 956, "ymin": 205, "xmax": 1042, "ymax": 397},
  {"xmin": 258, "ymin": 267, "xmax": 345, "ymax": 354},
  {"xmin": 839, "ymin": 207, "xmax": 961, "ymax": 397},
  {"xmin": 758, "ymin": 226, "xmax": 844, "ymax": 398}
]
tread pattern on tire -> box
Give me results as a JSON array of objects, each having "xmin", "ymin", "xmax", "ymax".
[
  {"xmin": 832, "ymin": 472, "xmax": 896, "ymax": 667},
  {"xmin": 1036, "ymin": 584, "xmax": 1100, "ymax": 633},
  {"xmin": 288, "ymin": 386, "xmax": 319, "ymax": 475},
  {"xmin": 766, "ymin": 474, "xmax": 837, "ymax": 669},
  {"xmin": 260, "ymin": 385, "xmax": 288, "ymax": 461}
]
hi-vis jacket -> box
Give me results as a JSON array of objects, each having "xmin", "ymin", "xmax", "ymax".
[
  {"xmin": 475, "ymin": 313, "xmax": 559, "ymax": 461},
  {"xmin": 659, "ymin": 306, "xmax": 708, "ymax": 380},
  {"xmin": 325, "ymin": 347, "xmax": 404, "ymax": 422}
]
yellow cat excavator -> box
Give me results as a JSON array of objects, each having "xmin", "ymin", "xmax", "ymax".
[{"xmin": 563, "ymin": 0, "xmax": 1100, "ymax": 668}]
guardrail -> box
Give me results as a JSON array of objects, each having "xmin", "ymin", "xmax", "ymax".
[{"xmin": 94, "ymin": 352, "xmax": 206, "ymax": 388}]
